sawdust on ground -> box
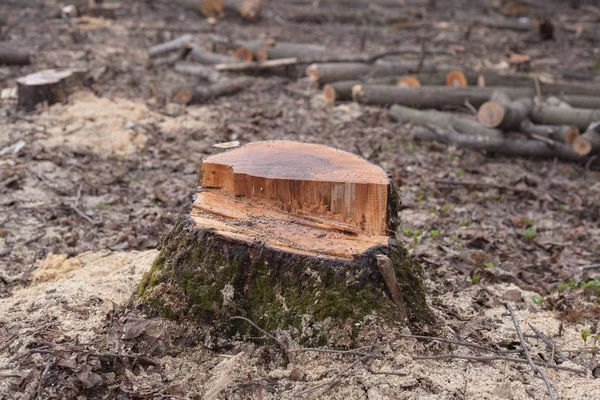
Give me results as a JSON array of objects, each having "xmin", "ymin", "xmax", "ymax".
[{"xmin": 1, "ymin": 251, "xmax": 597, "ymax": 399}]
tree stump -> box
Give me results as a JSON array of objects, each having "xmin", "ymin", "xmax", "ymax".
[
  {"xmin": 137, "ymin": 141, "xmax": 433, "ymax": 346},
  {"xmin": 17, "ymin": 69, "xmax": 83, "ymax": 112}
]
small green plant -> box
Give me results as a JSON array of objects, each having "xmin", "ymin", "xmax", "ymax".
[
  {"xmin": 456, "ymin": 168, "xmax": 464, "ymax": 177},
  {"xmin": 471, "ymin": 272, "xmax": 481, "ymax": 285},
  {"xmin": 557, "ymin": 281, "xmax": 570, "ymax": 293},
  {"xmin": 568, "ymin": 169, "xmax": 577, "ymax": 178},
  {"xmin": 583, "ymin": 279, "xmax": 600, "ymax": 292},
  {"xmin": 523, "ymin": 227, "xmax": 537, "ymax": 239},
  {"xmin": 559, "ymin": 204, "xmax": 568, "ymax": 212},
  {"xmin": 531, "ymin": 295, "xmax": 543, "ymax": 305},
  {"xmin": 402, "ymin": 227, "xmax": 413, "ymax": 237},
  {"xmin": 442, "ymin": 203, "xmax": 452, "ymax": 213},
  {"xmin": 448, "ymin": 154, "xmax": 459, "ymax": 161},
  {"xmin": 484, "ymin": 262, "xmax": 495, "ymax": 268},
  {"xmin": 430, "ymin": 229, "xmax": 441, "ymax": 238},
  {"xmin": 417, "ymin": 193, "xmax": 424, "ymax": 202},
  {"xmin": 461, "ymin": 218, "xmax": 472, "ymax": 227},
  {"xmin": 582, "ymin": 329, "xmax": 591, "ymax": 343},
  {"xmin": 98, "ymin": 202, "xmax": 111, "ymax": 210},
  {"xmin": 522, "ymin": 217, "xmax": 535, "ymax": 227},
  {"xmin": 405, "ymin": 144, "xmax": 415, "ymax": 154},
  {"xmin": 431, "ymin": 209, "xmax": 440, "ymax": 217}
]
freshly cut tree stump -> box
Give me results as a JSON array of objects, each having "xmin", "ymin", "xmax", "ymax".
[
  {"xmin": 520, "ymin": 124, "xmax": 580, "ymax": 145},
  {"xmin": 137, "ymin": 141, "xmax": 433, "ymax": 346},
  {"xmin": 17, "ymin": 69, "xmax": 83, "ymax": 112},
  {"xmin": 572, "ymin": 122, "xmax": 600, "ymax": 156}
]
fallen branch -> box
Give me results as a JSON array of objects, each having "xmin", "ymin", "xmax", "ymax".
[
  {"xmin": 224, "ymin": 0, "xmax": 261, "ymax": 20},
  {"xmin": 188, "ymin": 45, "xmax": 236, "ymax": 65},
  {"xmin": 148, "ymin": 34, "xmax": 193, "ymax": 58},
  {"xmin": 172, "ymin": 76, "xmax": 254, "ymax": 104},
  {"xmin": 527, "ymin": 323, "xmax": 568, "ymax": 364},
  {"xmin": 388, "ymin": 104, "xmax": 504, "ymax": 139},
  {"xmin": 172, "ymin": 0, "xmax": 225, "ymax": 18},
  {"xmin": 531, "ymin": 105, "xmax": 600, "ymax": 131},
  {"xmin": 174, "ymin": 62, "xmax": 223, "ymax": 82},
  {"xmin": 255, "ymin": 42, "xmax": 327, "ymax": 62},
  {"xmin": 519, "ymin": 124, "xmax": 580, "ymax": 145},
  {"xmin": 506, "ymin": 304, "xmax": 559, "ymax": 400},
  {"xmin": 353, "ymin": 85, "xmax": 534, "ymax": 109},
  {"xmin": 213, "ymin": 57, "xmax": 297, "ymax": 71},
  {"xmin": 323, "ymin": 77, "xmax": 398, "ymax": 103},
  {"xmin": 288, "ymin": 8, "xmax": 409, "ymax": 25},
  {"xmin": 0, "ymin": 46, "xmax": 31, "ymax": 65}
]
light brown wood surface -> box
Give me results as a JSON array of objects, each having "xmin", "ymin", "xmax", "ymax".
[{"xmin": 199, "ymin": 141, "xmax": 391, "ymax": 238}]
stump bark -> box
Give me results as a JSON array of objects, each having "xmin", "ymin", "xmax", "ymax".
[
  {"xmin": 137, "ymin": 141, "xmax": 433, "ymax": 346},
  {"xmin": 17, "ymin": 69, "xmax": 83, "ymax": 112}
]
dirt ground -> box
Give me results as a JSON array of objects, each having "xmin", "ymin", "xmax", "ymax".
[{"xmin": 1, "ymin": 0, "xmax": 600, "ymax": 399}]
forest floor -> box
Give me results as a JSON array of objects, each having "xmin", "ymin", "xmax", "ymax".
[{"xmin": 1, "ymin": 0, "xmax": 600, "ymax": 399}]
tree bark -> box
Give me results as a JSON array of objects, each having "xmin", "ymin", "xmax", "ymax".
[
  {"xmin": 255, "ymin": 42, "xmax": 327, "ymax": 62},
  {"xmin": 148, "ymin": 35, "xmax": 193, "ymax": 59},
  {"xmin": 174, "ymin": 62, "xmax": 223, "ymax": 83},
  {"xmin": 224, "ymin": 0, "xmax": 261, "ymax": 20},
  {"xmin": 323, "ymin": 77, "xmax": 399, "ymax": 103},
  {"xmin": 172, "ymin": 0, "xmax": 225, "ymax": 18},
  {"xmin": 136, "ymin": 141, "xmax": 433, "ymax": 346},
  {"xmin": 530, "ymin": 105, "xmax": 600, "ymax": 131},
  {"xmin": 477, "ymin": 90, "xmax": 534, "ymax": 130},
  {"xmin": 17, "ymin": 69, "xmax": 84, "ymax": 112},
  {"xmin": 173, "ymin": 77, "xmax": 254, "ymax": 104},
  {"xmin": 288, "ymin": 8, "xmax": 409, "ymax": 25},
  {"xmin": 353, "ymin": 84, "xmax": 534, "ymax": 109},
  {"xmin": 0, "ymin": 46, "xmax": 31, "ymax": 66},
  {"xmin": 188, "ymin": 45, "xmax": 236, "ymax": 65},
  {"xmin": 388, "ymin": 104, "xmax": 504, "ymax": 139},
  {"xmin": 306, "ymin": 60, "xmax": 453, "ymax": 87},
  {"xmin": 412, "ymin": 124, "xmax": 588, "ymax": 162},
  {"xmin": 519, "ymin": 124, "xmax": 580, "ymax": 145}
]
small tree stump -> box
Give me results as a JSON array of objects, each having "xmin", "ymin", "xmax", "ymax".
[
  {"xmin": 17, "ymin": 69, "xmax": 83, "ymax": 112},
  {"xmin": 138, "ymin": 141, "xmax": 433, "ymax": 346}
]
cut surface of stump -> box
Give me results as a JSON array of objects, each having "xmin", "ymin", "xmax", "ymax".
[
  {"xmin": 17, "ymin": 69, "xmax": 83, "ymax": 112},
  {"xmin": 138, "ymin": 141, "xmax": 432, "ymax": 346}
]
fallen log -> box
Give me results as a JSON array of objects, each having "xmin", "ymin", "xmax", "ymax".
[
  {"xmin": 519, "ymin": 124, "xmax": 580, "ymax": 145},
  {"xmin": 17, "ymin": 69, "xmax": 84, "ymax": 112},
  {"xmin": 0, "ymin": 46, "xmax": 31, "ymax": 66},
  {"xmin": 477, "ymin": 91, "xmax": 534, "ymax": 130},
  {"xmin": 323, "ymin": 77, "xmax": 399, "ymax": 103},
  {"xmin": 224, "ymin": 0, "xmax": 261, "ymax": 20},
  {"xmin": 172, "ymin": 0, "xmax": 225, "ymax": 18},
  {"xmin": 188, "ymin": 45, "xmax": 236, "ymax": 65},
  {"xmin": 388, "ymin": 104, "xmax": 503, "ymax": 139},
  {"xmin": 172, "ymin": 76, "xmax": 254, "ymax": 104},
  {"xmin": 174, "ymin": 62, "xmax": 223, "ymax": 83},
  {"xmin": 549, "ymin": 95, "xmax": 600, "ymax": 110},
  {"xmin": 572, "ymin": 121, "xmax": 600, "ymax": 156},
  {"xmin": 306, "ymin": 61, "xmax": 454, "ymax": 87},
  {"xmin": 255, "ymin": 42, "xmax": 327, "ymax": 62},
  {"xmin": 352, "ymin": 85, "xmax": 534, "ymax": 109},
  {"xmin": 288, "ymin": 8, "xmax": 409, "ymax": 25},
  {"xmin": 411, "ymin": 124, "xmax": 588, "ymax": 162},
  {"xmin": 446, "ymin": 70, "xmax": 600, "ymax": 99},
  {"xmin": 136, "ymin": 140, "xmax": 433, "ymax": 346},
  {"xmin": 530, "ymin": 105, "xmax": 600, "ymax": 131},
  {"xmin": 148, "ymin": 34, "xmax": 193, "ymax": 59}
]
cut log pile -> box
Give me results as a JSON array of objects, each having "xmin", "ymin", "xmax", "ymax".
[{"xmin": 146, "ymin": 24, "xmax": 600, "ymax": 162}]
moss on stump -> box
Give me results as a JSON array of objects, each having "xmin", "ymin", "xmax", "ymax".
[{"xmin": 137, "ymin": 216, "xmax": 433, "ymax": 347}]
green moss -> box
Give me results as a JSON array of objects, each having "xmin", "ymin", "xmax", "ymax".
[{"xmin": 136, "ymin": 217, "xmax": 432, "ymax": 345}]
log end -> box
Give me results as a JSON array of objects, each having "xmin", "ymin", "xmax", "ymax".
[
  {"xmin": 200, "ymin": 0, "xmax": 225, "ymax": 18},
  {"xmin": 323, "ymin": 84, "xmax": 337, "ymax": 104},
  {"xmin": 477, "ymin": 101, "xmax": 505, "ymax": 128},
  {"xmin": 446, "ymin": 70, "xmax": 467, "ymax": 87},
  {"xmin": 172, "ymin": 88, "xmax": 193, "ymax": 105},
  {"xmin": 565, "ymin": 126, "xmax": 580, "ymax": 145},
  {"xmin": 396, "ymin": 76, "xmax": 421, "ymax": 87},
  {"xmin": 255, "ymin": 48, "xmax": 268, "ymax": 63},
  {"xmin": 351, "ymin": 84, "xmax": 363, "ymax": 103},
  {"xmin": 572, "ymin": 136, "xmax": 592, "ymax": 155},
  {"xmin": 240, "ymin": 0, "xmax": 261, "ymax": 20},
  {"xmin": 233, "ymin": 47, "xmax": 253, "ymax": 62}
]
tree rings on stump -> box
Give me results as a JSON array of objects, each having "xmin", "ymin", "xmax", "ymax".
[
  {"xmin": 446, "ymin": 70, "xmax": 467, "ymax": 87},
  {"xmin": 137, "ymin": 141, "xmax": 433, "ymax": 346},
  {"xmin": 17, "ymin": 69, "xmax": 83, "ymax": 112}
]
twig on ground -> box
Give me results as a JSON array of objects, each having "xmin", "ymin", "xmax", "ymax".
[
  {"xmin": 230, "ymin": 316, "xmax": 280, "ymax": 345},
  {"xmin": 412, "ymin": 353, "xmax": 585, "ymax": 374},
  {"xmin": 289, "ymin": 347, "xmax": 386, "ymax": 359},
  {"xmin": 296, "ymin": 354, "xmax": 373, "ymax": 396},
  {"xmin": 24, "ymin": 232, "xmax": 46, "ymax": 246},
  {"xmin": 528, "ymin": 323, "xmax": 568, "ymax": 364},
  {"xmin": 395, "ymin": 334, "xmax": 523, "ymax": 354},
  {"xmin": 582, "ymin": 263, "xmax": 600, "ymax": 270},
  {"xmin": 506, "ymin": 304, "xmax": 560, "ymax": 400},
  {"xmin": 72, "ymin": 184, "xmax": 96, "ymax": 225}
]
